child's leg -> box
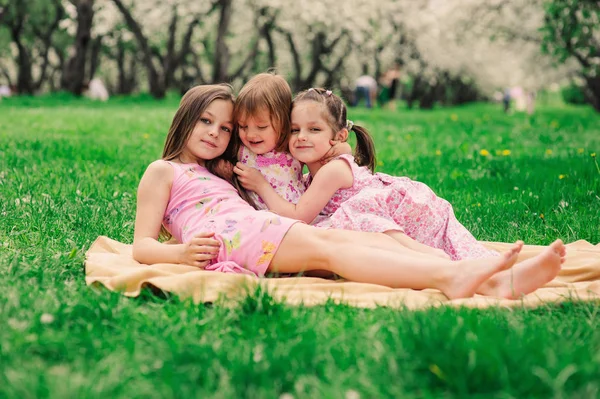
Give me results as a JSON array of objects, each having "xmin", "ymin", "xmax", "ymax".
[
  {"xmin": 385, "ymin": 230, "xmax": 451, "ymax": 259},
  {"xmin": 318, "ymin": 228, "xmax": 453, "ymax": 260},
  {"xmin": 269, "ymin": 224, "xmax": 523, "ymax": 299},
  {"xmin": 323, "ymin": 227, "xmax": 565, "ymax": 298},
  {"xmin": 476, "ymin": 239, "xmax": 566, "ymax": 298}
]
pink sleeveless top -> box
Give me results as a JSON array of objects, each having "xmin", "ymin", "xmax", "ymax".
[{"xmin": 163, "ymin": 161, "xmax": 298, "ymax": 276}]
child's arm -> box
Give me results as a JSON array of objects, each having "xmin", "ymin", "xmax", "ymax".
[
  {"xmin": 234, "ymin": 160, "xmax": 353, "ymax": 223},
  {"xmin": 133, "ymin": 161, "xmax": 220, "ymax": 267},
  {"xmin": 320, "ymin": 140, "xmax": 353, "ymax": 164}
]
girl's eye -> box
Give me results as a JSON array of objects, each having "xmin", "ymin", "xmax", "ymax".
[
  {"xmin": 290, "ymin": 128, "xmax": 299, "ymax": 134},
  {"xmin": 239, "ymin": 125, "xmax": 248, "ymax": 130},
  {"xmin": 222, "ymin": 126, "xmax": 232, "ymax": 133},
  {"xmin": 258, "ymin": 126, "xmax": 268, "ymax": 130},
  {"xmin": 200, "ymin": 118, "xmax": 211, "ymax": 124},
  {"xmin": 310, "ymin": 127, "xmax": 321, "ymax": 132}
]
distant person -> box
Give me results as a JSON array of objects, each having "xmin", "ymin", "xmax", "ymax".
[
  {"xmin": 352, "ymin": 66, "xmax": 377, "ymax": 109},
  {"xmin": 502, "ymin": 88, "xmax": 511, "ymax": 113},
  {"xmin": 0, "ymin": 84, "xmax": 12, "ymax": 98},
  {"xmin": 381, "ymin": 64, "xmax": 401, "ymax": 110},
  {"xmin": 526, "ymin": 90, "xmax": 536, "ymax": 115},
  {"xmin": 512, "ymin": 86, "xmax": 526, "ymax": 111},
  {"xmin": 85, "ymin": 78, "xmax": 109, "ymax": 101}
]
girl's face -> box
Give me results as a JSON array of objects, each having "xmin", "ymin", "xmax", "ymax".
[
  {"xmin": 289, "ymin": 101, "xmax": 337, "ymax": 164},
  {"xmin": 237, "ymin": 108, "xmax": 279, "ymax": 155},
  {"xmin": 179, "ymin": 99, "xmax": 234, "ymax": 165}
]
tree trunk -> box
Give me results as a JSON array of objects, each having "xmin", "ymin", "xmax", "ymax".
[
  {"xmin": 31, "ymin": 0, "xmax": 65, "ymax": 92},
  {"xmin": 7, "ymin": 2, "xmax": 34, "ymax": 94},
  {"xmin": 280, "ymin": 29, "xmax": 302, "ymax": 91},
  {"xmin": 212, "ymin": 0, "xmax": 232, "ymax": 82},
  {"xmin": 15, "ymin": 39, "xmax": 34, "ymax": 94},
  {"xmin": 258, "ymin": 9, "xmax": 276, "ymax": 68},
  {"xmin": 61, "ymin": 0, "xmax": 94, "ymax": 95},
  {"xmin": 88, "ymin": 35, "xmax": 103, "ymax": 80},
  {"xmin": 163, "ymin": 7, "xmax": 178, "ymax": 90},
  {"xmin": 262, "ymin": 24, "xmax": 276, "ymax": 68},
  {"xmin": 170, "ymin": 17, "xmax": 199, "ymax": 90},
  {"xmin": 419, "ymin": 87, "xmax": 436, "ymax": 110},
  {"xmin": 583, "ymin": 75, "xmax": 600, "ymax": 112},
  {"xmin": 322, "ymin": 40, "xmax": 351, "ymax": 90},
  {"xmin": 0, "ymin": 63, "xmax": 12, "ymax": 86},
  {"xmin": 114, "ymin": 40, "xmax": 136, "ymax": 95},
  {"xmin": 406, "ymin": 75, "xmax": 423, "ymax": 110},
  {"xmin": 111, "ymin": 0, "xmax": 165, "ymax": 98}
]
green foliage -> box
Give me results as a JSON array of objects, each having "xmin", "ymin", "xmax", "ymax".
[
  {"xmin": 562, "ymin": 83, "xmax": 588, "ymax": 105},
  {"xmin": 541, "ymin": 0, "xmax": 599, "ymax": 76},
  {"xmin": 0, "ymin": 97, "xmax": 599, "ymax": 397}
]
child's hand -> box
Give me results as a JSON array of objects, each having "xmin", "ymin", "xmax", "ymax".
[
  {"xmin": 320, "ymin": 140, "xmax": 353, "ymax": 165},
  {"xmin": 233, "ymin": 162, "xmax": 268, "ymax": 192},
  {"xmin": 214, "ymin": 159, "xmax": 234, "ymax": 182},
  {"xmin": 179, "ymin": 232, "xmax": 220, "ymax": 268}
]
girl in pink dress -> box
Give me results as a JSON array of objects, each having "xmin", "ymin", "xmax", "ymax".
[
  {"xmin": 133, "ymin": 84, "xmax": 565, "ymax": 299},
  {"xmin": 235, "ymin": 88, "xmax": 566, "ymax": 270},
  {"xmin": 233, "ymin": 72, "xmax": 306, "ymax": 210}
]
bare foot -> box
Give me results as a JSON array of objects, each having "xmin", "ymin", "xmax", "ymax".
[
  {"xmin": 478, "ymin": 239, "xmax": 566, "ymax": 299},
  {"xmin": 440, "ymin": 241, "xmax": 524, "ymax": 300}
]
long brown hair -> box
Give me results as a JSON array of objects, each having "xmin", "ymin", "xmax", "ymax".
[
  {"xmin": 162, "ymin": 84, "xmax": 256, "ymax": 211},
  {"xmin": 293, "ymin": 88, "xmax": 376, "ymax": 172},
  {"xmin": 233, "ymin": 71, "xmax": 292, "ymax": 153},
  {"xmin": 163, "ymin": 84, "xmax": 234, "ymax": 165}
]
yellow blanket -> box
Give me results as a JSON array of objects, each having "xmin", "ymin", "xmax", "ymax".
[{"xmin": 85, "ymin": 236, "xmax": 600, "ymax": 309}]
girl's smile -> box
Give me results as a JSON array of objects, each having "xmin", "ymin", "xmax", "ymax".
[
  {"xmin": 289, "ymin": 102, "xmax": 335, "ymax": 164},
  {"xmin": 179, "ymin": 99, "xmax": 233, "ymax": 164},
  {"xmin": 238, "ymin": 108, "xmax": 279, "ymax": 155}
]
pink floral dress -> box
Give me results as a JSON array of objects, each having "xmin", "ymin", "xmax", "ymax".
[
  {"xmin": 163, "ymin": 161, "xmax": 299, "ymax": 276},
  {"xmin": 238, "ymin": 146, "xmax": 305, "ymax": 210},
  {"xmin": 313, "ymin": 155, "xmax": 497, "ymax": 260}
]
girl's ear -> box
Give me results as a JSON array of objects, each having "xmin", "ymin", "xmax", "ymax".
[{"xmin": 335, "ymin": 128, "xmax": 349, "ymax": 142}]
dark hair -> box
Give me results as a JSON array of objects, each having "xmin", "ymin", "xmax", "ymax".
[
  {"xmin": 162, "ymin": 84, "xmax": 256, "ymax": 216},
  {"xmin": 293, "ymin": 88, "xmax": 376, "ymax": 172},
  {"xmin": 233, "ymin": 72, "xmax": 292, "ymax": 153}
]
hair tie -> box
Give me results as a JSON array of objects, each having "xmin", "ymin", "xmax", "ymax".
[
  {"xmin": 325, "ymin": 90, "xmax": 332, "ymax": 96},
  {"xmin": 346, "ymin": 120, "xmax": 354, "ymax": 131}
]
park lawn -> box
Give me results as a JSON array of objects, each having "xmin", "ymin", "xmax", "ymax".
[{"xmin": 0, "ymin": 94, "xmax": 599, "ymax": 398}]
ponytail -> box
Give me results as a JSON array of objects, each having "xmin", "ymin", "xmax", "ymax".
[{"xmin": 350, "ymin": 125, "xmax": 376, "ymax": 173}]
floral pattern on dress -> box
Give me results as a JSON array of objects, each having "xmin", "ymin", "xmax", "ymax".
[
  {"xmin": 239, "ymin": 146, "xmax": 306, "ymax": 209},
  {"xmin": 313, "ymin": 154, "xmax": 498, "ymax": 260}
]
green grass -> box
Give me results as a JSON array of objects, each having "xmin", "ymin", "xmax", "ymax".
[{"xmin": 1, "ymin": 94, "xmax": 600, "ymax": 398}]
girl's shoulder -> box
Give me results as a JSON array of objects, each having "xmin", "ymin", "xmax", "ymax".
[
  {"xmin": 333, "ymin": 153, "xmax": 356, "ymax": 164},
  {"xmin": 138, "ymin": 160, "xmax": 175, "ymax": 193},
  {"xmin": 144, "ymin": 160, "xmax": 176, "ymax": 181},
  {"xmin": 147, "ymin": 159, "xmax": 173, "ymax": 172},
  {"xmin": 326, "ymin": 154, "xmax": 358, "ymax": 171},
  {"xmin": 323, "ymin": 156, "xmax": 354, "ymax": 174},
  {"xmin": 315, "ymin": 157, "xmax": 353, "ymax": 187}
]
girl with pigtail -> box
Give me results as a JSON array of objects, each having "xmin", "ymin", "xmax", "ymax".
[{"xmin": 234, "ymin": 88, "xmax": 552, "ymax": 265}]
